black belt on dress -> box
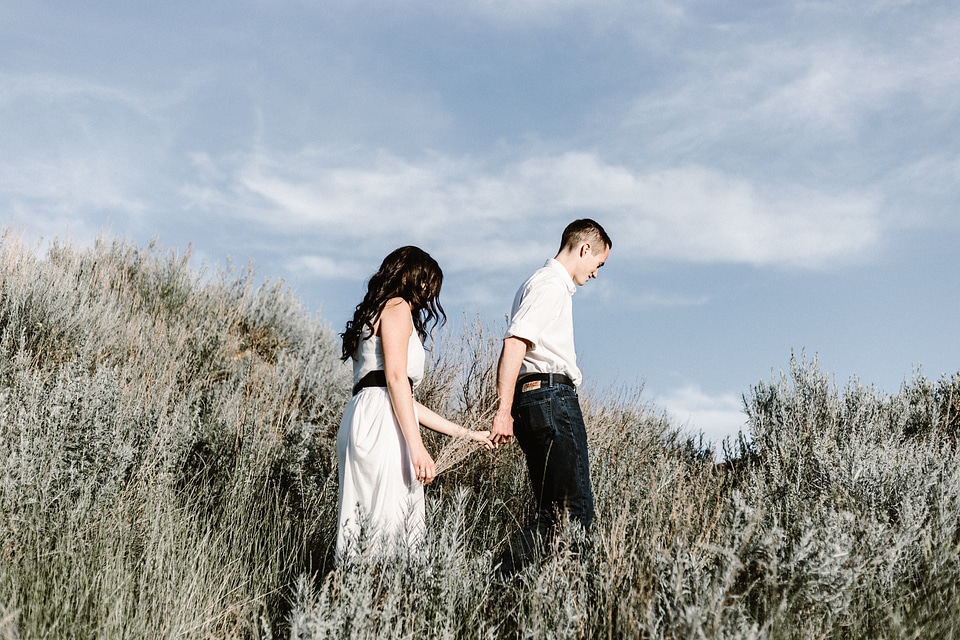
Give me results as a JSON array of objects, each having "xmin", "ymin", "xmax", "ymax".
[
  {"xmin": 516, "ymin": 372, "xmax": 574, "ymax": 392},
  {"xmin": 352, "ymin": 370, "xmax": 414, "ymax": 396}
]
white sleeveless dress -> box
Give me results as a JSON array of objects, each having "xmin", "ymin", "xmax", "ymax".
[{"xmin": 335, "ymin": 329, "xmax": 426, "ymax": 557}]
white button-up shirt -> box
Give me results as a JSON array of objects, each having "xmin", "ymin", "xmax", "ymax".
[{"xmin": 505, "ymin": 258, "xmax": 582, "ymax": 387}]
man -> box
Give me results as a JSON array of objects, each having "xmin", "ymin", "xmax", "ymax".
[{"xmin": 491, "ymin": 218, "xmax": 611, "ymax": 575}]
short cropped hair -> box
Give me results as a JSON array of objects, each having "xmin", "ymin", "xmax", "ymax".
[{"xmin": 559, "ymin": 218, "xmax": 612, "ymax": 254}]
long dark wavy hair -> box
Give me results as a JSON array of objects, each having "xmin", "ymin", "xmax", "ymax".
[{"xmin": 340, "ymin": 246, "xmax": 446, "ymax": 361}]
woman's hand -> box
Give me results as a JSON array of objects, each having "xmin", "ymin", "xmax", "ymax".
[
  {"xmin": 470, "ymin": 429, "xmax": 495, "ymax": 451},
  {"xmin": 409, "ymin": 443, "xmax": 437, "ymax": 485}
]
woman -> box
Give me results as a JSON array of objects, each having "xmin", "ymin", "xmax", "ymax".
[{"xmin": 336, "ymin": 246, "xmax": 492, "ymax": 557}]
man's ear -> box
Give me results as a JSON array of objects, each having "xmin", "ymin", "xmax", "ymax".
[{"xmin": 580, "ymin": 242, "xmax": 591, "ymax": 257}]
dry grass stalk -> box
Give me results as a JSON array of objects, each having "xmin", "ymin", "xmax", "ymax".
[{"xmin": 435, "ymin": 423, "xmax": 491, "ymax": 475}]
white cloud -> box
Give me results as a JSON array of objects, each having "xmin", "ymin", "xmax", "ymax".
[
  {"xmin": 751, "ymin": 44, "xmax": 902, "ymax": 134},
  {"xmin": 0, "ymin": 153, "xmax": 147, "ymax": 217},
  {"xmin": 0, "ymin": 72, "xmax": 181, "ymax": 238},
  {"xmin": 426, "ymin": 0, "xmax": 684, "ymax": 28},
  {"xmin": 626, "ymin": 46, "xmax": 871, "ymax": 152},
  {"xmin": 189, "ymin": 147, "xmax": 885, "ymax": 272},
  {"xmin": 625, "ymin": 10, "xmax": 960, "ymax": 162},
  {"xmin": 283, "ymin": 254, "xmax": 367, "ymax": 281},
  {"xmin": 629, "ymin": 291, "xmax": 710, "ymax": 309},
  {"xmin": 4, "ymin": 2, "xmax": 952, "ymax": 288},
  {"xmin": 514, "ymin": 153, "xmax": 886, "ymax": 267},
  {"xmin": 892, "ymin": 152, "xmax": 960, "ymax": 205},
  {"xmin": 656, "ymin": 384, "xmax": 748, "ymax": 446},
  {"xmin": 0, "ymin": 72, "xmax": 152, "ymax": 114}
]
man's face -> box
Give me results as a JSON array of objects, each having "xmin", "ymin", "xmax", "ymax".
[{"xmin": 573, "ymin": 245, "xmax": 609, "ymax": 286}]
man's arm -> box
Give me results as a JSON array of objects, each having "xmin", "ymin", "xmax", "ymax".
[{"xmin": 490, "ymin": 336, "xmax": 530, "ymax": 445}]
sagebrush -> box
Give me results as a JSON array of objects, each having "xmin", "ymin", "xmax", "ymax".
[{"xmin": 1, "ymin": 231, "xmax": 958, "ymax": 639}]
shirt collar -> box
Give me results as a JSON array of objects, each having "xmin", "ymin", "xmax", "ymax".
[{"xmin": 545, "ymin": 258, "xmax": 576, "ymax": 295}]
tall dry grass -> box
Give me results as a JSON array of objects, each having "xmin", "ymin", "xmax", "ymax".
[
  {"xmin": 0, "ymin": 232, "xmax": 348, "ymax": 638},
  {"xmin": 2, "ymin": 231, "xmax": 960, "ymax": 638}
]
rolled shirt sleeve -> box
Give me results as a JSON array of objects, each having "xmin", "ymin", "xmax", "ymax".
[{"xmin": 505, "ymin": 259, "xmax": 582, "ymax": 387}]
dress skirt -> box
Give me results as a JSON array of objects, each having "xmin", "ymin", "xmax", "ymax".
[{"xmin": 335, "ymin": 386, "xmax": 425, "ymax": 557}]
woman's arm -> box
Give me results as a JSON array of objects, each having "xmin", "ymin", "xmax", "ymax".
[
  {"xmin": 416, "ymin": 402, "xmax": 494, "ymax": 450},
  {"xmin": 379, "ymin": 297, "xmax": 437, "ymax": 484}
]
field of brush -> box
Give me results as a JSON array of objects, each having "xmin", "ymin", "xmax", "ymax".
[{"xmin": 1, "ymin": 233, "xmax": 959, "ymax": 639}]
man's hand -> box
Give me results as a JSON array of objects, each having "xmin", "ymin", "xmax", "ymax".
[
  {"xmin": 491, "ymin": 409, "xmax": 514, "ymax": 447},
  {"xmin": 490, "ymin": 337, "xmax": 529, "ymax": 448}
]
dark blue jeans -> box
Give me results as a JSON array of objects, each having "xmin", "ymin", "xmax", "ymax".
[{"xmin": 496, "ymin": 381, "xmax": 594, "ymax": 576}]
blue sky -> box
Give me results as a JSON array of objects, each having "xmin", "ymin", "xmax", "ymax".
[{"xmin": 3, "ymin": 0, "xmax": 959, "ymax": 446}]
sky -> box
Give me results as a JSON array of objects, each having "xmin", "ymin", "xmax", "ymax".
[{"xmin": 2, "ymin": 0, "xmax": 959, "ymax": 448}]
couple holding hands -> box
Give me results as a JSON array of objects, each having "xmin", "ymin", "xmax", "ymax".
[{"xmin": 335, "ymin": 219, "xmax": 612, "ymax": 573}]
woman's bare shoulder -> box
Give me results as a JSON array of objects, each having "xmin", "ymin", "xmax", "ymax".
[
  {"xmin": 375, "ymin": 297, "xmax": 413, "ymax": 335},
  {"xmin": 382, "ymin": 296, "xmax": 409, "ymax": 311}
]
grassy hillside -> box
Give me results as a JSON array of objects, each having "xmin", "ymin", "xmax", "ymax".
[{"xmin": 1, "ymin": 232, "xmax": 959, "ymax": 639}]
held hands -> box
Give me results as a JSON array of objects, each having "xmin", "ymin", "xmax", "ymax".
[
  {"xmin": 431, "ymin": 425, "xmax": 494, "ymax": 477},
  {"xmin": 490, "ymin": 409, "xmax": 514, "ymax": 448},
  {"xmin": 469, "ymin": 429, "xmax": 495, "ymax": 451}
]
